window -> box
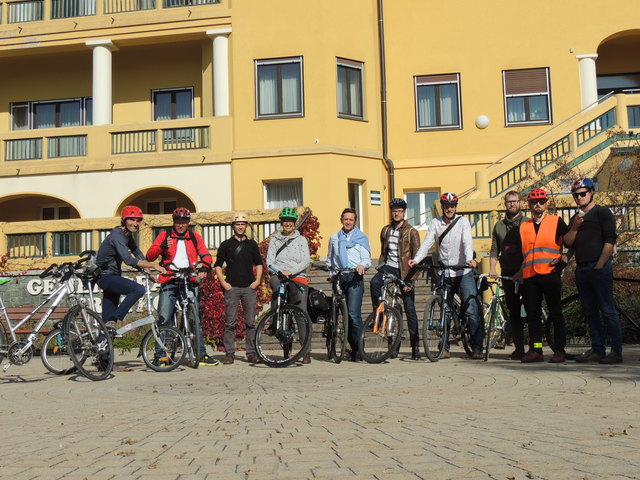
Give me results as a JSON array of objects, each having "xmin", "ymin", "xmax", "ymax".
[
  {"xmin": 264, "ymin": 180, "xmax": 303, "ymax": 209},
  {"xmin": 503, "ymin": 68, "xmax": 551, "ymax": 126},
  {"xmin": 41, "ymin": 205, "xmax": 72, "ymax": 220},
  {"xmin": 348, "ymin": 181, "xmax": 363, "ymax": 230},
  {"xmin": 337, "ymin": 59, "xmax": 364, "ymax": 119},
  {"xmin": 255, "ymin": 57, "xmax": 303, "ymax": 118},
  {"xmin": 146, "ymin": 200, "xmax": 177, "ymax": 215},
  {"xmin": 50, "ymin": 0, "xmax": 96, "ymax": 19},
  {"xmin": 8, "ymin": 0, "xmax": 44, "ymax": 23},
  {"xmin": 405, "ymin": 191, "xmax": 440, "ymax": 229},
  {"xmin": 415, "ymin": 74, "xmax": 461, "ymax": 130},
  {"xmin": 152, "ymin": 88, "xmax": 194, "ymax": 121},
  {"xmin": 11, "ymin": 98, "xmax": 92, "ymax": 130}
]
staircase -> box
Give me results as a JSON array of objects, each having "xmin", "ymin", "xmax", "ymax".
[{"xmin": 306, "ymin": 262, "xmax": 433, "ymax": 352}]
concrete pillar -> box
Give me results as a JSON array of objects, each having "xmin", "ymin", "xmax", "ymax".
[
  {"xmin": 86, "ymin": 40, "xmax": 117, "ymax": 125},
  {"xmin": 206, "ymin": 28, "xmax": 232, "ymax": 117},
  {"xmin": 475, "ymin": 169, "xmax": 489, "ymax": 196},
  {"xmin": 614, "ymin": 93, "xmax": 629, "ymax": 132},
  {"xmin": 576, "ymin": 54, "xmax": 598, "ymax": 110}
]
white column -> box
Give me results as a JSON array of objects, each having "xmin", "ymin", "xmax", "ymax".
[
  {"xmin": 207, "ymin": 28, "xmax": 232, "ymax": 117},
  {"xmin": 576, "ymin": 54, "xmax": 598, "ymax": 109},
  {"xmin": 86, "ymin": 40, "xmax": 117, "ymax": 125}
]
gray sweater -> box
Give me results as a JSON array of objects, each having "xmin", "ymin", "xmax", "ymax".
[{"xmin": 266, "ymin": 230, "xmax": 310, "ymax": 278}]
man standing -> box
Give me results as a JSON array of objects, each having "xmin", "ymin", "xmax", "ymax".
[
  {"xmin": 564, "ymin": 178, "xmax": 622, "ymax": 364},
  {"xmin": 489, "ymin": 191, "xmax": 529, "ymax": 360},
  {"xmin": 371, "ymin": 198, "xmax": 421, "ymax": 360},
  {"xmin": 97, "ymin": 205, "xmax": 166, "ymax": 330},
  {"xmin": 326, "ymin": 208, "xmax": 371, "ymax": 361},
  {"xmin": 408, "ymin": 193, "xmax": 483, "ymax": 359},
  {"xmin": 214, "ymin": 212, "xmax": 263, "ymax": 365},
  {"xmin": 146, "ymin": 207, "xmax": 218, "ymax": 366},
  {"xmin": 516, "ymin": 188, "xmax": 568, "ymax": 363}
]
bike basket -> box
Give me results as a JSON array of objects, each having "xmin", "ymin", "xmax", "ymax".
[{"xmin": 308, "ymin": 287, "xmax": 330, "ymax": 312}]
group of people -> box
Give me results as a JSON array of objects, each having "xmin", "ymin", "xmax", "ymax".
[
  {"xmin": 489, "ymin": 179, "xmax": 623, "ymax": 364},
  {"xmin": 94, "ymin": 176, "xmax": 624, "ymax": 367}
]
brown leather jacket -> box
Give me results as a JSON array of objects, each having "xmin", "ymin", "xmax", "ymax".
[{"xmin": 378, "ymin": 221, "xmax": 421, "ymax": 281}]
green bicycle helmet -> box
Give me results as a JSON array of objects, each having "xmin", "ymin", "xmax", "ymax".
[{"xmin": 279, "ymin": 207, "xmax": 299, "ymax": 222}]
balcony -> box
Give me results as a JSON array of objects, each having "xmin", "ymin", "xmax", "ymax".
[{"xmin": 0, "ymin": 116, "xmax": 232, "ymax": 174}]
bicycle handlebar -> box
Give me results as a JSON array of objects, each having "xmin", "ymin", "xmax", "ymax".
[
  {"xmin": 269, "ymin": 266, "xmax": 306, "ymax": 292},
  {"xmin": 160, "ymin": 261, "xmax": 211, "ymax": 278}
]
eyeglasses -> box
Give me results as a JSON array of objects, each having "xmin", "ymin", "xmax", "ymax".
[
  {"xmin": 442, "ymin": 203, "xmax": 457, "ymax": 209},
  {"xmin": 528, "ymin": 199, "xmax": 547, "ymax": 206},
  {"xmin": 505, "ymin": 200, "xmax": 520, "ymax": 205},
  {"xmin": 572, "ymin": 191, "xmax": 590, "ymax": 199}
]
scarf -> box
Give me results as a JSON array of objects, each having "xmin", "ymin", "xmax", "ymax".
[{"xmin": 338, "ymin": 228, "xmax": 370, "ymax": 268}]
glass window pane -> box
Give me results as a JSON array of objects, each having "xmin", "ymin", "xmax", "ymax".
[
  {"xmin": 506, "ymin": 97, "xmax": 526, "ymax": 123},
  {"xmin": 417, "ymin": 85, "xmax": 437, "ymax": 128},
  {"xmin": 58, "ymin": 206, "xmax": 71, "ymax": 219},
  {"xmin": 281, "ymin": 63, "xmax": 301, "ymax": 114},
  {"xmin": 337, "ymin": 66, "xmax": 348, "ymax": 115},
  {"xmin": 264, "ymin": 181, "xmax": 303, "ymax": 209},
  {"xmin": 439, "ymin": 84, "xmax": 458, "ymax": 126},
  {"xmin": 34, "ymin": 103, "xmax": 56, "ymax": 129},
  {"xmin": 175, "ymin": 90, "xmax": 193, "ymax": 119},
  {"xmin": 42, "ymin": 207, "xmax": 55, "ymax": 220},
  {"xmin": 85, "ymin": 98, "xmax": 93, "ymax": 125},
  {"xmin": 59, "ymin": 101, "xmax": 81, "ymax": 127},
  {"xmin": 155, "ymin": 92, "xmax": 172, "ymax": 120},
  {"xmin": 529, "ymin": 95, "xmax": 549, "ymax": 121},
  {"xmin": 12, "ymin": 103, "xmax": 29, "ymax": 130},
  {"xmin": 258, "ymin": 64, "xmax": 278, "ymax": 115}
]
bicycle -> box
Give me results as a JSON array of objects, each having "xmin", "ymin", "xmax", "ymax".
[
  {"xmin": 418, "ymin": 262, "xmax": 478, "ymax": 362},
  {"xmin": 319, "ymin": 266, "xmax": 354, "ymax": 363},
  {"xmin": 160, "ymin": 262, "xmax": 209, "ymax": 369},
  {"xmin": 477, "ymin": 273, "xmax": 511, "ymax": 361},
  {"xmin": 255, "ymin": 268, "xmax": 312, "ymax": 367},
  {"xmin": 0, "ymin": 252, "xmax": 112, "ymax": 380},
  {"xmin": 358, "ymin": 265, "xmax": 405, "ymax": 364}
]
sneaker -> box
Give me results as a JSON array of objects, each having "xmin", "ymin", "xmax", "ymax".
[
  {"xmin": 549, "ymin": 351, "xmax": 566, "ymax": 363},
  {"xmin": 472, "ymin": 349, "xmax": 483, "ymax": 360},
  {"xmin": 598, "ymin": 352, "xmax": 623, "ymax": 364},
  {"xmin": 104, "ymin": 320, "xmax": 117, "ymax": 330},
  {"xmin": 301, "ymin": 353, "xmax": 311, "ymax": 364},
  {"xmin": 521, "ymin": 350, "xmax": 544, "ymax": 363},
  {"xmin": 349, "ymin": 351, "xmax": 362, "ymax": 362},
  {"xmin": 153, "ymin": 356, "xmax": 172, "ymax": 367},
  {"xmin": 440, "ymin": 350, "xmax": 451, "ymax": 359},
  {"xmin": 199, "ymin": 354, "xmax": 220, "ymax": 366},
  {"xmin": 222, "ymin": 354, "xmax": 235, "ymax": 365},
  {"xmin": 509, "ymin": 349, "xmax": 525, "ymax": 361},
  {"xmin": 411, "ymin": 348, "xmax": 421, "ymax": 361},
  {"xmin": 575, "ymin": 349, "xmax": 604, "ymax": 363}
]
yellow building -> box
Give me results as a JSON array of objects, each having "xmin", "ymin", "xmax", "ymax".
[{"xmin": 1, "ymin": 0, "xmax": 640, "ymax": 266}]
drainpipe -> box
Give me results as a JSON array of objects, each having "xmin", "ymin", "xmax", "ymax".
[{"xmin": 377, "ymin": 0, "xmax": 395, "ymax": 200}]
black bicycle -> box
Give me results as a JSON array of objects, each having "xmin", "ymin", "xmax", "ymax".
[
  {"xmin": 255, "ymin": 268, "xmax": 312, "ymax": 367},
  {"xmin": 319, "ymin": 266, "xmax": 354, "ymax": 363}
]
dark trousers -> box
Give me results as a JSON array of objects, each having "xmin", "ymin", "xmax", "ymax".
[
  {"xmin": 97, "ymin": 274, "xmax": 145, "ymax": 323},
  {"xmin": 522, "ymin": 272, "xmax": 565, "ymax": 353},
  {"xmin": 223, "ymin": 286, "xmax": 257, "ymax": 356},
  {"xmin": 502, "ymin": 278, "xmax": 525, "ymax": 352},
  {"xmin": 370, "ymin": 265, "xmax": 420, "ymax": 349},
  {"xmin": 341, "ymin": 273, "xmax": 364, "ymax": 355}
]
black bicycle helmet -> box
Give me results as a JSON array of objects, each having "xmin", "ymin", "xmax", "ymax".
[{"xmin": 389, "ymin": 198, "xmax": 407, "ymax": 209}]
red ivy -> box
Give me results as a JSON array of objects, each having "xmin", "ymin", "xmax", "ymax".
[{"xmin": 199, "ymin": 209, "xmax": 321, "ymax": 350}]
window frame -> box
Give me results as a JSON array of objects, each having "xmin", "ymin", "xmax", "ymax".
[
  {"xmin": 145, "ymin": 199, "xmax": 178, "ymax": 215},
  {"xmin": 503, "ymin": 67, "xmax": 552, "ymax": 126},
  {"xmin": 337, "ymin": 58, "xmax": 365, "ymax": 120},
  {"xmin": 414, "ymin": 73, "xmax": 462, "ymax": 131},
  {"xmin": 151, "ymin": 87, "xmax": 194, "ymax": 121},
  {"xmin": 263, "ymin": 179, "xmax": 303, "ymax": 209},
  {"xmin": 255, "ymin": 56, "xmax": 305, "ymax": 119},
  {"xmin": 348, "ymin": 181, "xmax": 364, "ymax": 230},
  {"xmin": 10, "ymin": 97, "xmax": 92, "ymax": 131},
  {"xmin": 41, "ymin": 204, "xmax": 72, "ymax": 221},
  {"xmin": 404, "ymin": 190, "xmax": 440, "ymax": 230}
]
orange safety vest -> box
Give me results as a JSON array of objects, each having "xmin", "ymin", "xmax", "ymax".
[{"xmin": 519, "ymin": 215, "xmax": 562, "ymax": 279}]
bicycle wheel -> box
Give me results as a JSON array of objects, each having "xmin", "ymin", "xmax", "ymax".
[
  {"xmin": 41, "ymin": 327, "xmax": 76, "ymax": 375},
  {"xmin": 64, "ymin": 306, "xmax": 113, "ymax": 381},
  {"xmin": 330, "ymin": 299, "xmax": 348, "ymax": 363},
  {"xmin": 183, "ymin": 304, "xmax": 201, "ymax": 369},
  {"xmin": 359, "ymin": 306, "xmax": 403, "ymax": 364},
  {"xmin": 422, "ymin": 296, "xmax": 447, "ymax": 362},
  {"xmin": 483, "ymin": 301, "xmax": 502, "ymax": 361},
  {"xmin": 546, "ymin": 294, "xmax": 591, "ymax": 359},
  {"xmin": 141, "ymin": 325, "xmax": 186, "ymax": 372},
  {"xmin": 256, "ymin": 305, "xmax": 311, "ymax": 367}
]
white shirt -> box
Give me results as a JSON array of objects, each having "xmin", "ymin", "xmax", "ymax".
[
  {"xmin": 386, "ymin": 228, "xmax": 400, "ymax": 268},
  {"xmin": 173, "ymin": 239, "xmax": 190, "ymax": 269}
]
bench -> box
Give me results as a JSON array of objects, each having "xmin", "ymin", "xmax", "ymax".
[{"xmin": 4, "ymin": 306, "xmax": 70, "ymax": 335}]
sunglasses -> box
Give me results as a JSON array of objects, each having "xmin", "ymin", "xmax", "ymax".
[
  {"xmin": 528, "ymin": 199, "xmax": 547, "ymax": 206},
  {"xmin": 572, "ymin": 191, "xmax": 589, "ymax": 199}
]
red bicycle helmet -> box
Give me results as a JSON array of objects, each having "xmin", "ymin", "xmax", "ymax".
[
  {"xmin": 172, "ymin": 207, "xmax": 191, "ymax": 220},
  {"xmin": 121, "ymin": 205, "xmax": 143, "ymax": 220},
  {"xmin": 527, "ymin": 188, "xmax": 548, "ymax": 201},
  {"xmin": 440, "ymin": 192, "xmax": 458, "ymax": 205}
]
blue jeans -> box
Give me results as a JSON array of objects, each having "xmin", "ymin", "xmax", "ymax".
[
  {"xmin": 157, "ymin": 281, "xmax": 206, "ymax": 358},
  {"xmin": 341, "ymin": 273, "xmax": 364, "ymax": 354},
  {"xmin": 444, "ymin": 271, "xmax": 482, "ymax": 352},
  {"xmin": 370, "ymin": 265, "xmax": 420, "ymax": 349},
  {"xmin": 575, "ymin": 260, "xmax": 622, "ymax": 356},
  {"xmin": 97, "ymin": 274, "xmax": 145, "ymax": 323}
]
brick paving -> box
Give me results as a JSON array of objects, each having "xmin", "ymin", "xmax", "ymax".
[{"xmin": 1, "ymin": 346, "xmax": 640, "ymax": 480}]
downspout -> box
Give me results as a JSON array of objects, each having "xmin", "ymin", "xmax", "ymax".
[{"xmin": 377, "ymin": 0, "xmax": 394, "ymax": 200}]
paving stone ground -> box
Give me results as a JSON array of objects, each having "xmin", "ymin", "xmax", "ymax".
[{"xmin": 1, "ymin": 345, "xmax": 640, "ymax": 480}]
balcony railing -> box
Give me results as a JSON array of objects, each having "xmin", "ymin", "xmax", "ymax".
[
  {"xmin": 628, "ymin": 106, "xmax": 640, "ymax": 129},
  {"xmin": 104, "ymin": 0, "xmax": 155, "ymax": 13},
  {"xmin": 576, "ymin": 109, "xmax": 615, "ymax": 146},
  {"xmin": 111, "ymin": 130, "xmax": 157, "ymax": 155},
  {"xmin": 5, "ymin": 138, "xmax": 43, "ymax": 161},
  {"xmin": 162, "ymin": 127, "xmax": 209, "ymax": 151},
  {"xmin": 48, "ymin": 135, "xmax": 87, "ymax": 158},
  {"xmin": 7, "ymin": 233, "xmax": 47, "ymax": 258},
  {"xmin": 201, "ymin": 221, "xmax": 279, "ymax": 249},
  {"xmin": 8, "ymin": 0, "xmax": 44, "ymax": 22},
  {"xmin": 50, "ymin": 0, "xmax": 95, "ymax": 18},
  {"xmin": 163, "ymin": 0, "xmax": 218, "ymax": 8},
  {"xmin": 53, "ymin": 230, "xmax": 92, "ymax": 256}
]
